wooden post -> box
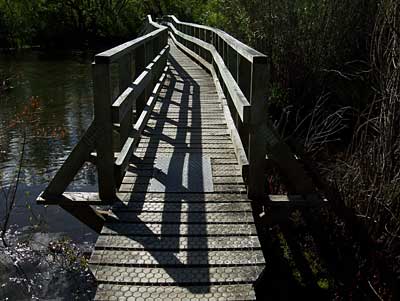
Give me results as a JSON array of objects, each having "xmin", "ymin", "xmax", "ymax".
[
  {"xmin": 93, "ymin": 62, "xmax": 116, "ymax": 200},
  {"xmin": 247, "ymin": 60, "xmax": 269, "ymax": 201}
]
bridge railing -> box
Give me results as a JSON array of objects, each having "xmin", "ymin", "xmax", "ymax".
[
  {"xmin": 41, "ymin": 16, "xmax": 169, "ymax": 202},
  {"xmin": 163, "ymin": 15, "xmax": 314, "ymax": 199}
]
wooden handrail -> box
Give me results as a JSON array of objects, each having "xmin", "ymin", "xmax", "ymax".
[
  {"xmin": 163, "ymin": 15, "xmax": 315, "ymax": 199},
  {"xmin": 165, "ymin": 15, "xmax": 266, "ymax": 63},
  {"xmin": 42, "ymin": 15, "xmax": 170, "ymax": 202},
  {"xmin": 167, "ymin": 23, "xmax": 251, "ymax": 123}
]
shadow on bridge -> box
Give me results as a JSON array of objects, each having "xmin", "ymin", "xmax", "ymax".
[{"xmin": 105, "ymin": 52, "xmax": 210, "ymax": 294}]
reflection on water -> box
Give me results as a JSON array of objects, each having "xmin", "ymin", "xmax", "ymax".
[
  {"xmin": 0, "ymin": 50, "xmax": 99, "ymax": 300},
  {"xmin": 0, "ymin": 50, "xmax": 97, "ymax": 187}
]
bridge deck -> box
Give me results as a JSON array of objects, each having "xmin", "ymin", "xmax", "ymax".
[{"xmin": 89, "ymin": 42, "xmax": 265, "ymax": 300}]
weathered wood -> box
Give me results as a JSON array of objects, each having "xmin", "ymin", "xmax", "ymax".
[
  {"xmin": 168, "ymin": 31, "xmax": 212, "ymax": 70},
  {"xmin": 133, "ymin": 67, "xmax": 168, "ymax": 139},
  {"xmin": 43, "ymin": 122, "xmax": 97, "ymax": 197},
  {"xmin": 168, "ymin": 27, "xmax": 251, "ymax": 183},
  {"xmin": 95, "ymin": 26, "xmax": 167, "ymax": 64},
  {"xmin": 37, "ymin": 192, "xmax": 108, "ymax": 205},
  {"xmin": 210, "ymin": 58, "xmax": 250, "ymax": 181},
  {"xmin": 115, "ymin": 137, "xmax": 135, "ymax": 181},
  {"xmin": 114, "ymin": 65, "xmax": 168, "ymax": 180},
  {"xmin": 165, "ymin": 15, "xmax": 266, "ymax": 64},
  {"xmin": 110, "ymin": 44, "xmax": 171, "ymax": 123},
  {"xmin": 118, "ymin": 55, "xmax": 132, "ymax": 148},
  {"xmin": 247, "ymin": 61, "xmax": 269, "ymax": 200},
  {"xmin": 39, "ymin": 13, "xmax": 172, "ymax": 242},
  {"xmin": 167, "ymin": 23, "xmax": 251, "ymax": 123},
  {"xmin": 167, "ymin": 15, "xmax": 317, "ymax": 197},
  {"xmin": 112, "ymin": 67, "xmax": 150, "ymax": 123},
  {"xmin": 223, "ymin": 104, "xmax": 250, "ymax": 180},
  {"xmin": 61, "ymin": 204, "xmax": 106, "ymax": 233},
  {"xmin": 38, "ymin": 15, "xmax": 325, "ymax": 300},
  {"xmin": 89, "ymin": 46, "xmax": 264, "ymax": 299},
  {"xmin": 268, "ymin": 194, "xmax": 328, "ymax": 207},
  {"xmin": 93, "ymin": 62, "xmax": 117, "ymax": 200},
  {"xmin": 228, "ymin": 44, "xmax": 238, "ymax": 80}
]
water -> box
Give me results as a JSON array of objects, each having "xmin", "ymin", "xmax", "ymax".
[{"xmin": 0, "ymin": 49, "xmax": 100, "ymax": 300}]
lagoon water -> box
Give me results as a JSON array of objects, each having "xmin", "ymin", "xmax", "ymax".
[{"xmin": 0, "ymin": 49, "xmax": 100, "ymax": 300}]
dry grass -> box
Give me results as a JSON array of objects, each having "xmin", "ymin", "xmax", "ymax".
[{"xmin": 328, "ymin": 0, "xmax": 400, "ymax": 249}]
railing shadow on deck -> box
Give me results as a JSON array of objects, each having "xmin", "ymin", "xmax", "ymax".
[{"xmin": 105, "ymin": 51, "xmax": 210, "ymax": 293}]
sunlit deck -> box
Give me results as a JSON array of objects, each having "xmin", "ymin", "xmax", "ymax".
[{"xmin": 88, "ymin": 42, "xmax": 264, "ymax": 300}]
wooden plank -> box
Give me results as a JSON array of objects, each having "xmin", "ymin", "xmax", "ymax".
[
  {"xmin": 94, "ymin": 233, "xmax": 260, "ymax": 250},
  {"xmin": 37, "ymin": 192, "xmax": 107, "ymax": 205},
  {"xmin": 109, "ymin": 201, "xmax": 252, "ymax": 213},
  {"xmin": 112, "ymin": 211, "xmax": 254, "ymax": 223},
  {"xmin": 91, "ymin": 249, "xmax": 263, "ymax": 265},
  {"xmin": 92, "ymin": 265, "xmax": 264, "ymax": 284},
  {"xmin": 94, "ymin": 284, "xmax": 255, "ymax": 301},
  {"xmin": 268, "ymin": 194, "xmax": 328, "ymax": 207}
]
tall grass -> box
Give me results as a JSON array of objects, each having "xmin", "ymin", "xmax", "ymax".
[
  {"xmin": 330, "ymin": 0, "xmax": 400, "ymax": 248},
  {"xmin": 202, "ymin": 0, "xmax": 375, "ymax": 115}
]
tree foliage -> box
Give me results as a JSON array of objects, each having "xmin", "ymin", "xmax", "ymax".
[{"xmin": 0, "ymin": 0, "xmax": 210, "ymax": 48}]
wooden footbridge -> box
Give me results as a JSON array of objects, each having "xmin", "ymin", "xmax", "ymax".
[{"xmin": 38, "ymin": 15, "xmax": 320, "ymax": 300}]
